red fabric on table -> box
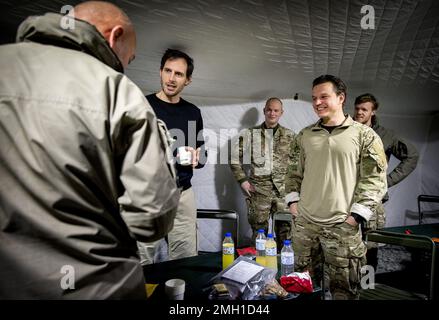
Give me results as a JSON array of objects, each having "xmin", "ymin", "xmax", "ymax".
[
  {"xmin": 280, "ymin": 271, "xmax": 314, "ymax": 293},
  {"xmin": 236, "ymin": 247, "xmax": 257, "ymax": 256}
]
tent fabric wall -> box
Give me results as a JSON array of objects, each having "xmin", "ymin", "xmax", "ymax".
[
  {"xmin": 189, "ymin": 97, "xmax": 438, "ymax": 250},
  {"xmin": 191, "ymin": 98, "xmax": 317, "ymax": 249},
  {"xmin": 376, "ymin": 114, "xmax": 429, "ymax": 226}
]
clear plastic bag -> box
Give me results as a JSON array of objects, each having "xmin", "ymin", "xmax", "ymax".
[{"xmin": 208, "ymin": 256, "xmax": 277, "ymax": 300}]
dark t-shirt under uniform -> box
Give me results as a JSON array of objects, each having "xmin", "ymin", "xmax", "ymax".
[{"xmin": 146, "ymin": 93, "xmax": 205, "ymax": 190}]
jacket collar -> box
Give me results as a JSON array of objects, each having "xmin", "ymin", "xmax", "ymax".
[
  {"xmin": 312, "ymin": 114, "xmax": 354, "ymax": 131},
  {"xmin": 255, "ymin": 122, "xmax": 281, "ymax": 136},
  {"xmin": 261, "ymin": 122, "xmax": 280, "ymax": 130},
  {"xmin": 371, "ymin": 115, "xmax": 380, "ymax": 130},
  {"xmin": 16, "ymin": 13, "xmax": 124, "ymax": 73}
]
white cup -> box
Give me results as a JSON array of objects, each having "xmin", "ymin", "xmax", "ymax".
[
  {"xmin": 177, "ymin": 146, "xmax": 192, "ymax": 166},
  {"xmin": 165, "ymin": 278, "xmax": 185, "ymax": 300}
]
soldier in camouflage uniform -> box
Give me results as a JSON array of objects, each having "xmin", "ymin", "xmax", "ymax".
[
  {"xmin": 230, "ymin": 97, "xmax": 296, "ymax": 249},
  {"xmin": 285, "ymin": 75, "xmax": 387, "ymax": 299},
  {"xmin": 354, "ymin": 93, "xmax": 419, "ymax": 269}
]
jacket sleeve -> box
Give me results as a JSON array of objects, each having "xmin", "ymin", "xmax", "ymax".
[
  {"xmin": 351, "ymin": 129, "xmax": 388, "ymax": 222},
  {"xmin": 387, "ymin": 135, "xmax": 419, "ymax": 187},
  {"xmin": 285, "ymin": 132, "xmax": 303, "ymax": 204},
  {"xmin": 229, "ymin": 128, "xmax": 250, "ymax": 184},
  {"xmin": 110, "ymin": 78, "xmax": 179, "ymax": 242}
]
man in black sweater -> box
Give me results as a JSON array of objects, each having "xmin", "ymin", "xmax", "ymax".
[{"xmin": 139, "ymin": 49, "xmax": 206, "ymax": 263}]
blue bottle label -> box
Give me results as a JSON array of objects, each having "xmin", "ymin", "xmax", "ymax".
[
  {"xmin": 266, "ymin": 247, "xmax": 277, "ymax": 256},
  {"xmin": 256, "ymin": 239, "xmax": 266, "ymax": 250},
  {"xmin": 223, "ymin": 246, "xmax": 234, "ymax": 255},
  {"xmin": 281, "ymin": 252, "xmax": 294, "ymax": 264}
]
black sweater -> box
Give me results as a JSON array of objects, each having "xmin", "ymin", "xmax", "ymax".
[{"xmin": 146, "ymin": 94, "xmax": 206, "ymax": 190}]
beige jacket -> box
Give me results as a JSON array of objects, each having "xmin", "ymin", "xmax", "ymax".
[
  {"xmin": 0, "ymin": 13, "xmax": 179, "ymax": 298},
  {"xmin": 285, "ymin": 116, "xmax": 387, "ymax": 226}
]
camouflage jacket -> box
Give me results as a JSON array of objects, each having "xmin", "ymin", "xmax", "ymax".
[
  {"xmin": 285, "ymin": 116, "xmax": 388, "ymax": 225},
  {"xmin": 372, "ymin": 116, "xmax": 418, "ymax": 188},
  {"xmin": 230, "ymin": 123, "xmax": 296, "ymax": 195}
]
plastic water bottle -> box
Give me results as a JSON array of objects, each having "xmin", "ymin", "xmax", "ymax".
[
  {"xmin": 265, "ymin": 233, "xmax": 277, "ymax": 271},
  {"xmin": 222, "ymin": 232, "xmax": 235, "ymax": 269},
  {"xmin": 255, "ymin": 229, "xmax": 266, "ymax": 266},
  {"xmin": 281, "ymin": 239, "xmax": 294, "ymax": 276}
]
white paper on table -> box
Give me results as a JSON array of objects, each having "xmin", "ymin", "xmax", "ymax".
[{"xmin": 222, "ymin": 260, "xmax": 264, "ymax": 284}]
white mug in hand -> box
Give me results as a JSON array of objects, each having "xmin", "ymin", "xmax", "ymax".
[{"xmin": 178, "ymin": 146, "xmax": 192, "ymax": 166}]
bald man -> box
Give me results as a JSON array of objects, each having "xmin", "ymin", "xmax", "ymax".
[{"xmin": 0, "ymin": 1, "xmax": 179, "ymax": 299}]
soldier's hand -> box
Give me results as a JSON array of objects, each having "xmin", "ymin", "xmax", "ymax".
[
  {"xmin": 240, "ymin": 181, "xmax": 255, "ymax": 197},
  {"xmin": 345, "ymin": 215, "xmax": 359, "ymax": 227},
  {"xmin": 289, "ymin": 202, "xmax": 298, "ymax": 218}
]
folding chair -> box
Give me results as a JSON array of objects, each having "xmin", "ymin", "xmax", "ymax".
[
  {"xmin": 271, "ymin": 211, "xmax": 292, "ymax": 235},
  {"xmin": 365, "ymin": 229, "xmax": 437, "ymax": 300},
  {"xmin": 271, "ymin": 210, "xmax": 294, "ymax": 240},
  {"xmin": 418, "ymin": 195, "xmax": 439, "ymax": 224},
  {"xmin": 196, "ymin": 209, "xmax": 239, "ymax": 247}
]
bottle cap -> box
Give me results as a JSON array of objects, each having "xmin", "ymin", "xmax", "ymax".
[
  {"xmin": 267, "ymin": 233, "xmax": 273, "ymax": 238},
  {"xmin": 225, "ymin": 232, "xmax": 231, "ymax": 237},
  {"xmin": 257, "ymin": 229, "xmax": 264, "ymax": 233},
  {"xmin": 283, "ymin": 240, "xmax": 291, "ymax": 245}
]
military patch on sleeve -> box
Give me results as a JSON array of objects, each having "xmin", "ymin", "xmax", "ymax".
[{"xmin": 369, "ymin": 138, "xmax": 387, "ymax": 172}]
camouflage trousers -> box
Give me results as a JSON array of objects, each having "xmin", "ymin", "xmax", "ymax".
[
  {"xmin": 246, "ymin": 184, "xmax": 291, "ymax": 250},
  {"xmin": 363, "ymin": 202, "xmax": 386, "ymax": 250},
  {"xmin": 292, "ymin": 215, "xmax": 367, "ymax": 300}
]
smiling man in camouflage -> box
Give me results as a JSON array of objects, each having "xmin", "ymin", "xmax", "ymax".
[{"xmin": 285, "ymin": 75, "xmax": 387, "ymax": 299}]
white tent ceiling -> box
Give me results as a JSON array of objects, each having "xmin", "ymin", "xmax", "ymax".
[{"xmin": 1, "ymin": 0, "xmax": 439, "ymax": 115}]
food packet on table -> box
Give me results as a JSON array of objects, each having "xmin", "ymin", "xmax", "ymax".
[
  {"xmin": 208, "ymin": 256, "xmax": 276, "ymax": 300},
  {"xmin": 207, "ymin": 283, "xmax": 233, "ymax": 300},
  {"xmin": 260, "ymin": 278, "xmax": 290, "ymax": 299}
]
